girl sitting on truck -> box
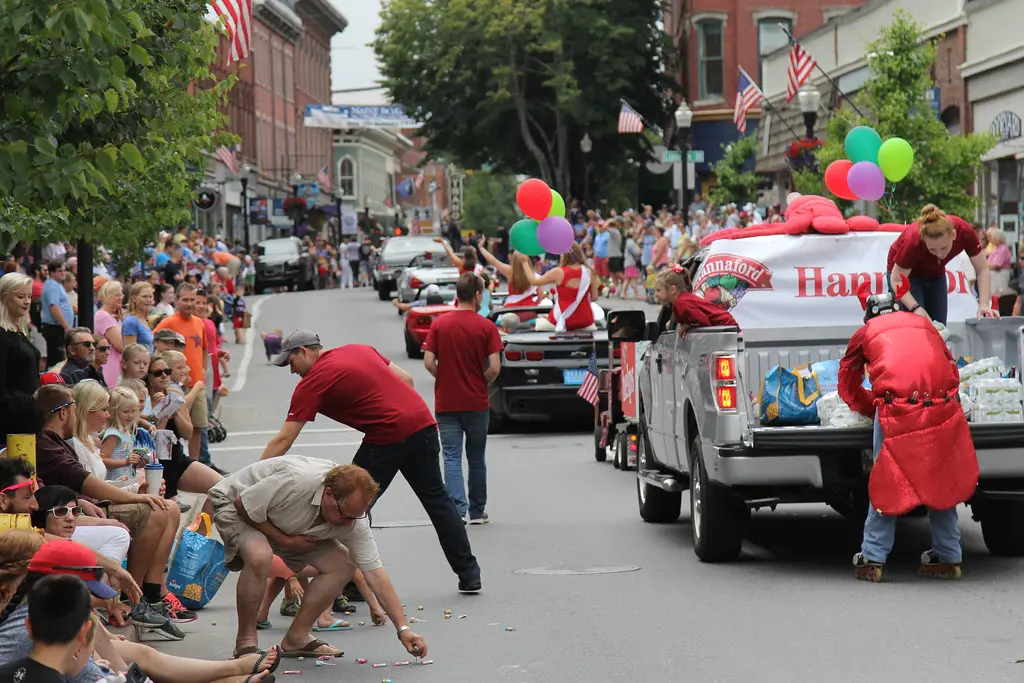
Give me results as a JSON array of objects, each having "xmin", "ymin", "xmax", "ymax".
[{"xmin": 654, "ymin": 265, "xmax": 738, "ymax": 338}]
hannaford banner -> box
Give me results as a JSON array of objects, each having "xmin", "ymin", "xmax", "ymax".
[{"xmin": 693, "ymin": 232, "xmax": 977, "ymax": 330}]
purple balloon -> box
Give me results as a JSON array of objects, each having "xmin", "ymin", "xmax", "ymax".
[
  {"xmin": 536, "ymin": 216, "xmax": 575, "ymax": 254},
  {"xmin": 847, "ymin": 161, "xmax": 886, "ymax": 202}
]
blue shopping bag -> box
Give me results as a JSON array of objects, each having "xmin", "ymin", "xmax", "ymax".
[
  {"xmin": 759, "ymin": 364, "xmax": 821, "ymax": 426},
  {"xmin": 810, "ymin": 360, "xmax": 840, "ymax": 395},
  {"xmin": 166, "ymin": 513, "xmax": 227, "ymax": 610}
]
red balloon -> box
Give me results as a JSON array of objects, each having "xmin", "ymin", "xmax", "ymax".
[
  {"xmin": 516, "ymin": 178, "xmax": 553, "ymax": 220},
  {"xmin": 824, "ymin": 160, "xmax": 857, "ymax": 201}
]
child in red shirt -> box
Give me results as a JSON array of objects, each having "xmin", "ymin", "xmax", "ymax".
[{"xmin": 654, "ymin": 265, "xmax": 738, "ymax": 337}]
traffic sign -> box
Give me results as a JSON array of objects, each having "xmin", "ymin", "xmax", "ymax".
[
  {"xmin": 687, "ymin": 150, "xmax": 705, "ymax": 163},
  {"xmin": 661, "ymin": 150, "xmax": 682, "ymax": 164}
]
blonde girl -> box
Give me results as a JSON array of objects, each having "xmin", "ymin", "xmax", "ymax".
[
  {"xmin": 100, "ymin": 387, "xmax": 141, "ymax": 481},
  {"xmin": 94, "ymin": 280, "xmax": 125, "ymax": 387},
  {"xmin": 121, "ymin": 282, "xmax": 155, "ymax": 353}
]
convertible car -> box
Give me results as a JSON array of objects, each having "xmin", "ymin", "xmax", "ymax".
[
  {"xmin": 487, "ymin": 303, "xmax": 610, "ymax": 432},
  {"xmin": 396, "ymin": 252, "xmax": 459, "ymax": 303},
  {"xmin": 401, "ymin": 286, "xmax": 511, "ymax": 358}
]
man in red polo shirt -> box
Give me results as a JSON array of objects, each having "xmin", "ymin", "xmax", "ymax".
[
  {"xmin": 259, "ymin": 330, "xmax": 481, "ymax": 593},
  {"xmin": 423, "ymin": 273, "xmax": 502, "ymax": 524}
]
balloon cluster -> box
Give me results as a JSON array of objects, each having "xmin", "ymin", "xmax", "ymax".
[
  {"xmin": 824, "ymin": 126, "xmax": 914, "ymax": 203},
  {"xmin": 510, "ymin": 178, "xmax": 574, "ymax": 256}
]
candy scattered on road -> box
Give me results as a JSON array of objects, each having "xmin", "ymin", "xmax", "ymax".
[
  {"xmin": 421, "ymin": 659, "xmax": 434, "ymax": 665},
  {"xmin": 315, "ymin": 660, "xmax": 336, "ymax": 667},
  {"xmin": 356, "ymin": 658, "xmax": 367, "ymax": 664},
  {"xmin": 359, "ymin": 621, "xmax": 365, "ymax": 626},
  {"xmin": 458, "ymin": 614, "xmax": 467, "ymax": 619},
  {"xmin": 505, "ymin": 626, "xmax": 517, "ymax": 631},
  {"xmin": 372, "ymin": 663, "xmax": 387, "ymax": 668},
  {"xmin": 395, "ymin": 661, "xmax": 410, "ymax": 666},
  {"xmin": 282, "ymin": 671, "xmax": 301, "ymax": 675},
  {"xmin": 417, "ymin": 605, "xmax": 424, "ymax": 610}
]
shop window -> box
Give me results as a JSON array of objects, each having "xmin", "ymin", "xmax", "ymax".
[
  {"xmin": 941, "ymin": 106, "xmax": 961, "ymax": 134},
  {"xmin": 696, "ymin": 20, "xmax": 724, "ymax": 100},
  {"xmin": 339, "ymin": 157, "xmax": 356, "ymax": 198}
]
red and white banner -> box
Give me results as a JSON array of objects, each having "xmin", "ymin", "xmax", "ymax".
[
  {"xmin": 619, "ymin": 341, "xmax": 650, "ymax": 420},
  {"xmin": 693, "ymin": 232, "xmax": 978, "ymax": 330}
]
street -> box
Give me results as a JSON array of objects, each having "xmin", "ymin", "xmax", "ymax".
[{"xmin": 161, "ymin": 288, "xmax": 1024, "ymax": 683}]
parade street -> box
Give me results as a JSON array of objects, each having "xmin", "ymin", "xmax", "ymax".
[{"xmin": 161, "ymin": 288, "xmax": 1024, "ymax": 683}]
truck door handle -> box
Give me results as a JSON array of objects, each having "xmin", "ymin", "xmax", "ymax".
[{"xmin": 655, "ymin": 355, "xmax": 663, "ymax": 372}]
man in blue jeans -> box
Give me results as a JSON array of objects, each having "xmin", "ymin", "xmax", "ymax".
[{"xmin": 423, "ymin": 273, "xmax": 502, "ymax": 524}]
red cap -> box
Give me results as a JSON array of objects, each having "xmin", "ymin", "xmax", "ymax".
[
  {"xmin": 28, "ymin": 540, "xmax": 117, "ymax": 599},
  {"xmin": 39, "ymin": 372, "xmax": 65, "ymax": 386}
]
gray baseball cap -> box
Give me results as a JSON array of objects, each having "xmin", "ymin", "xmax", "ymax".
[
  {"xmin": 153, "ymin": 329, "xmax": 186, "ymax": 346},
  {"xmin": 272, "ymin": 329, "xmax": 321, "ymax": 366}
]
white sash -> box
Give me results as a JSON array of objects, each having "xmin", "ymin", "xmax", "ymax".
[
  {"xmin": 505, "ymin": 286, "xmax": 538, "ymax": 305},
  {"xmin": 553, "ymin": 267, "xmax": 591, "ymax": 332}
]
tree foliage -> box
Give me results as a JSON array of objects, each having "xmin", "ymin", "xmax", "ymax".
[
  {"xmin": 461, "ymin": 172, "xmax": 520, "ymax": 233},
  {"xmin": 707, "ymin": 134, "xmax": 760, "ymax": 207},
  {"xmin": 374, "ymin": 0, "xmax": 676, "ymax": 202},
  {"xmin": 0, "ymin": 0, "xmax": 233, "ymax": 250},
  {"xmin": 794, "ymin": 11, "xmax": 994, "ymax": 222}
]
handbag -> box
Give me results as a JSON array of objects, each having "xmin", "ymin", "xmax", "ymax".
[
  {"xmin": 759, "ymin": 364, "xmax": 822, "ymax": 426},
  {"xmin": 166, "ymin": 513, "xmax": 227, "ymax": 610}
]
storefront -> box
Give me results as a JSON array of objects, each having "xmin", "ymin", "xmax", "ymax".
[{"xmin": 972, "ymin": 86, "xmax": 1024, "ymax": 236}]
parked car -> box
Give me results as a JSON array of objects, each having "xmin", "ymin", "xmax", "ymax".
[
  {"xmin": 396, "ymin": 252, "xmax": 459, "ymax": 303},
  {"xmin": 373, "ymin": 236, "xmax": 451, "ymax": 300},
  {"xmin": 253, "ymin": 237, "xmax": 314, "ymax": 292},
  {"xmin": 487, "ymin": 303, "xmax": 609, "ymax": 432}
]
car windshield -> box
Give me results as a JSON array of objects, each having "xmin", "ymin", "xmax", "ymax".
[
  {"xmin": 383, "ymin": 238, "xmax": 446, "ymax": 260},
  {"xmin": 258, "ymin": 240, "xmax": 298, "ymax": 257}
]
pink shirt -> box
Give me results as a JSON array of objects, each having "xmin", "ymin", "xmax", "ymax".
[
  {"xmin": 202, "ymin": 317, "xmax": 222, "ymax": 390},
  {"xmin": 93, "ymin": 309, "xmax": 122, "ymax": 387}
]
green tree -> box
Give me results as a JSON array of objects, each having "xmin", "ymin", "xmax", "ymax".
[
  {"xmin": 374, "ymin": 0, "xmax": 676, "ymax": 201},
  {"xmin": 707, "ymin": 134, "xmax": 760, "ymax": 207},
  {"xmin": 794, "ymin": 11, "xmax": 994, "ymax": 222},
  {"xmin": 461, "ymin": 172, "xmax": 520, "ymax": 233},
  {"xmin": 0, "ymin": 1, "xmax": 233, "ymax": 249}
]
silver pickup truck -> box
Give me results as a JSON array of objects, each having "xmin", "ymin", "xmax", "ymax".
[{"xmin": 610, "ymin": 238, "xmax": 1024, "ymax": 564}]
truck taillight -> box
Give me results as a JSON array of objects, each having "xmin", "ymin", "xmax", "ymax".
[
  {"xmin": 629, "ymin": 433, "xmax": 637, "ymax": 451},
  {"xmin": 525, "ymin": 351, "xmax": 544, "ymax": 361},
  {"xmin": 613, "ymin": 347, "xmax": 621, "ymax": 359},
  {"xmin": 409, "ymin": 277, "xmax": 424, "ymax": 290},
  {"xmin": 378, "ymin": 264, "xmax": 387, "ymax": 270},
  {"xmin": 716, "ymin": 385, "xmax": 737, "ymax": 411},
  {"xmin": 714, "ymin": 355, "xmax": 736, "ymax": 381},
  {"xmin": 505, "ymin": 351, "xmax": 523, "ymax": 361}
]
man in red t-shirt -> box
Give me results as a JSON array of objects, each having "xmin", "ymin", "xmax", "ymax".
[
  {"xmin": 260, "ymin": 329, "xmax": 481, "ymax": 593},
  {"xmin": 423, "ymin": 273, "xmax": 503, "ymax": 524}
]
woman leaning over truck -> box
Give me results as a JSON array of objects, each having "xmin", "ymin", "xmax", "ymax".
[{"xmin": 886, "ymin": 204, "xmax": 997, "ymax": 324}]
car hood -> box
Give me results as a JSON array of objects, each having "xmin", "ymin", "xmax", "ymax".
[{"xmin": 258, "ymin": 254, "xmax": 298, "ymax": 265}]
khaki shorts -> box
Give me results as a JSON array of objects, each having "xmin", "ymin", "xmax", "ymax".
[
  {"xmin": 107, "ymin": 503, "xmax": 152, "ymax": 536},
  {"xmin": 211, "ymin": 502, "xmax": 346, "ymax": 573},
  {"xmin": 189, "ymin": 386, "xmax": 209, "ymax": 429}
]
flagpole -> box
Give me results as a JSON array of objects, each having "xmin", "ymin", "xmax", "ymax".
[
  {"xmin": 778, "ymin": 24, "xmax": 865, "ymax": 118},
  {"xmin": 619, "ymin": 98, "xmax": 658, "ymax": 133}
]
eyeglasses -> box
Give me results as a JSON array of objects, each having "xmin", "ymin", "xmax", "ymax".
[
  {"xmin": 95, "ymin": 345, "xmax": 111, "ymax": 352},
  {"xmin": 73, "ymin": 340, "xmax": 96, "ymax": 348},
  {"xmin": 53, "ymin": 565, "xmax": 104, "ymax": 581},
  {"xmin": 149, "ymin": 368, "xmax": 172, "ymax": 377},
  {"xmin": 48, "ymin": 401, "xmax": 74, "ymax": 414},
  {"xmin": 0, "ymin": 479, "xmax": 36, "ymax": 496},
  {"xmin": 334, "ymin": 495, "xmax": 368, "ymax": 522},
  {"xmin": 49, "ymin": 505, "xmax": 84, "ymax": 519}
]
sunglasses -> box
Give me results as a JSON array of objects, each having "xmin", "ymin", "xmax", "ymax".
[
  {"xmin": 96, "ymin": 345, "xmax": 111, "ymax": 352},
  {"xmin": 149, "ymin": 368, "xmax": 172, "ymax": 377},
  {"xmin": 73, "ymin": 340, "xmax": 96, "ymax": 348},
  {"xmin": 53, "ymin": 565, "xmax": 104, "ymax": 581},
  {"xmin": 48, "ymin": 401, "xmax": 74, "ymax": 415},
  {"xmin": 49, "ymin": 505, "xmax": 83, "ymax": 519},
  {"xmin": 0, "ymin": 479, "xmax": 36, "ymax": 496}
]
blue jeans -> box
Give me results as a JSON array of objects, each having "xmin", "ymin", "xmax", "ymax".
[
  {"xmin": 438, "ymin": 411, "xmax": 489, "ymax": 518},
  {"xmin": 909, "ymin": 275, "xmax": 948, "ymax": 325},
  {"xmin": 861, "ymin": 410, "xmax": 962, "ymax": 563},
  {"xmin": 199, "ymin": 427, "xmax": 212, "ymax": 466}
]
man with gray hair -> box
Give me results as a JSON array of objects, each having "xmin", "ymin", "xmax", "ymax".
[{"xmin": 59, "ymin": 327, "xmax": 106, "ymax": 386}]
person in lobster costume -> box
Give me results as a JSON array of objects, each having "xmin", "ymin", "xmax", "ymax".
[{"xmin": 838, "ymin": 275, "xmax": 979, "ymax": 582}]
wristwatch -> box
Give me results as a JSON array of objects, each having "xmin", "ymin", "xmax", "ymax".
[{"xmin": 396, "ymin": 625, "xmax": 411, "ymax": 640}]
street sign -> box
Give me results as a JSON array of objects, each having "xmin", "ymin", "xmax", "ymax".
[
  {"xmin": 661, "ymin": 150, "xmax": 682, "ymax": 164},
  {"xmin": 687, "ymin": 150, "xmax": 705, "ymax": 163}
]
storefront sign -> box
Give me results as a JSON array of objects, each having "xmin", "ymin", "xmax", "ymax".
[
  {"xmin": 696, "ymin": 232, "xmax": 978, "ymax": 329},
  {"xmin": 304, "ymin": 104, "xmax": 420, "ymax": 129},
  {"xmin": 249, "ymin": 198, "xmax": 269, "ymax": 225},
  {"xmin": 990, "ymin": 110, "xmax": 1022, "ymax": 143}
]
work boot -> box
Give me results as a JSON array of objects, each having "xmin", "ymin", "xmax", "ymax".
[
  {"xmin": 918, "ymin": 549, "xmax": 962, "ymax": 580},
  {"xmin": 852, "ymin": 552, "xmax": 883, "ymax": 582}
]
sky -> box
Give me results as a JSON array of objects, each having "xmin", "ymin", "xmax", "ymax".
[{"xmin": 328, "ymin": 0, "xmax": 388, "ymax": 105}]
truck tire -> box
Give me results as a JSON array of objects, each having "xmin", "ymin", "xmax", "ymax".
[
  {"xmin": 978, "ymin": 499, "xmax": 1024, "ymax": 556},
  {"xmin": 636, "ymin": 424, "xmax": 681, "ymax": 523},
  {"xmin": 612, "ymin": 432, "xmax": 623, "ymax": 469},
  {"xmin": 688, "ymin": 435, "xmax": 747, "ymax": 562},
  {"xmin": 593, "ymin": 423, "xmax": 607, "ymax": 462}
]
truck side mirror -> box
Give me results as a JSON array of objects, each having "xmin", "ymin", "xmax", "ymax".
[
  {"xmin": 645, "ymin": 321, "xmax": 661, "ymax": 340},
  {"xmin": 607, "ymin": 309, "xmax": 647, "ymax": 342}
]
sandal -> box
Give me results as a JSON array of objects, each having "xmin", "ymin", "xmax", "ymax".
[
  {"xmin": 234, "ymin": 646, "xmax": 280, "ymax": 675},
  {"xmin": 312, "ymin": 619, "xmax": 353, "ymax": 632},
  {"xmin": 279, "ymin": 639, "xmax": 342, "ymax": 658},
  {"xmin": 256, "ymin": 619, "xmax": 272, "ymax": 630}
]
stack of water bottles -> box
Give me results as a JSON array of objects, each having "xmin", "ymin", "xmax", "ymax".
[
  {"xmin": 958, "ymin": 357, "xmax": 1023, "ymax": 422},
  {"xmin": 816, "ymin": 390, "xmax": 873, "ymax": 428}
]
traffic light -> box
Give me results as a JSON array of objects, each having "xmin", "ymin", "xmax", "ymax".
[{"xmin": 394, "ymin": 227, "xmax": 403, "ymax": 236}]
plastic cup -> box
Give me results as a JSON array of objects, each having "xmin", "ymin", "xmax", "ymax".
[{"xmin": 144, "ymin": 463, "xmax": 164, "ymax": 495}]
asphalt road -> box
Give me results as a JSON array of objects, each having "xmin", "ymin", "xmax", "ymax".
[{"xmin": 156, "ymin": 287, "xmax": 1024, "ymax": 683}]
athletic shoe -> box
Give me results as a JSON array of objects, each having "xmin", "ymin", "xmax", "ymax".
[
  {"xmin": 458, "ymin": 576, "xmax": 482, "ymax": 593},
  {"xmin": 468, "ymin": 514, "xmax": 489, "ymax": 525},
  {"xmin": 918, "ymin": 549, "xmax": 962, "ymax": 580},
  {"xmin": 209, "ymin": 463, "xmax": 230, "ymax": 476},
  {"xmin": 146, "ymin": 617, "xmax": 186, "ymax": 641},
  {"xmin": 332, "ymin": 596, "xmax": 357, "ymax": 614},
  {"xmin": 852, "ymin": 552, "xmax": 883, "ymax": 582},
  {"xmin": 161, "ymin": 593, "xmax": 199, "ymax": 623},
  {"xmin": 279, "ymin": 597, "xmax": 299, "ymax": 617},
  {"xmin": 130, "ymin": 601, "xmax": 168, "ymax": 628}
]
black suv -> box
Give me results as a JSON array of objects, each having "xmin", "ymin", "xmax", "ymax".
[{"xmin": 254, "ymin": 237, "xmax": 314, "ymax": 292}]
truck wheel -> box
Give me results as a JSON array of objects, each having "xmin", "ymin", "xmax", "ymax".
[
  {"xmin": 978, "ymin": 500, "xmax": 1024, "ymax": 556},
  {"xmin": 611, "ymin": 433, "xmax": 622, "ymax": 469},
  {"xmin": 593, "ymin": 423, "xmax": 607, "ymax": 462},
  {"xmin": 688, "ymin": 435, "xmax": 747, "ymax": 562},
  {"xmin": 636, "ymin": 426, "xmax": 681, "ymax": 522},
  {"xmin": 488, "ymin": 411, "xmax": 508, "ymax": 435}
]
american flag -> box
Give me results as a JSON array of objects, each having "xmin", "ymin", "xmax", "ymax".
[
  {"xmin": 733, "ymin": 67, "xmax": 763, "ymax": 134},
  {"xmin": 617, "ymin": 102, "xmax": 645, "ymax": 134},
  {"xmin": 211, "ymin": 0, "xmax": 252, "ymax": 65},
  {"xmin": 316, "ymin": 165, "xmax": 331, "ymax": 191},
  {"xmin": 577, "ymin": 349, "xmax": 600, "ymax": 406},
  {"xmin": 786, "ymin": 39, "xmax": 818, "ymax": 102},
  {"xmin": 414, "ymin": 169, "xmax": 425, "ymax": 190},
  {"xmin": 215, "ymin": 145, "xmax": 239, "ymax": 175},
  {"xmin": 383, "ymin": 195, "xmax": 392, "ymax": 208}
]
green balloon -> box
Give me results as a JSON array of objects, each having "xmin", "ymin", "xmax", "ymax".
[
  {"xmin": 510, "ymin": 218, "xmax": 545, "ymax": 256},
  {"xmin": 877, "ymin": 137, "xmax": 914, "ymax": 182},
  {"xmin": 548, "ymin": 190, "xmax": 566, "ymax": 218},
  {"xmin": 844, "ymin": 126, "xmax": 883, "ymax": 164},
  {"xmin": 720, "ymin": 275, "xmax": 739, "ymax": 289}
]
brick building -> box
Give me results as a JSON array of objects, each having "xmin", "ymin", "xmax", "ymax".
[
  {"xmin": 662, "ymin": 0, "xmax": 868, "ymax": 193},
  {"xmin": 294, "ymin": 1, "xmax": 347, "ymax": 182}
]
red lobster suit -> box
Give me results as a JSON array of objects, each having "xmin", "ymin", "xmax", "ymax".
[{"xmin": 838, "ymin": 285, "xmax": 979, "ymax": 516}]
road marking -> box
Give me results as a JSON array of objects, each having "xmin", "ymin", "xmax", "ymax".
[
  {"xmin": 230, "ymin": 427, "xmax": 356, "ymax": 437},
  {"xmin": 232, "ymin": 294, "xmax": 274, "ymax": 394}
]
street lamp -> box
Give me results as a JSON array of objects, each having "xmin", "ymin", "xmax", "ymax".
[
  {"xmin": 798, "ymin": 86, "xmax": 821, "ymax": 139},
  {"xmin": 674, "ymin": 101, "xmax": 693, "ymax": 224},
  {"xmin": 580, "ymin": 133, "xmax": 593, "ymax": 209},
  {"xmin": 291, "ymin": 172, "xmax": 303, "ymax": 233}
]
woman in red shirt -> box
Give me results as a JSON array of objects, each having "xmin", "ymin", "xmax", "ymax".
[
  {"xmin": 530, "ymin": 243, "xmax": 600, "ymax": 332},
  {"xmin": 887, "ymin": 204, "xmax": 995, "ymax": 324}
]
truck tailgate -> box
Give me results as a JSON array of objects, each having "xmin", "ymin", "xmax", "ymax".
[{"xmin": 747, "ymin": 422, "xmax": 1024, "ymax": 453}]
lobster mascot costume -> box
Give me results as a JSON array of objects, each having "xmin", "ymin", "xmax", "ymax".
[{"xmin": 837, "ymin": 277, "xmax": 979, "ymax": 516}]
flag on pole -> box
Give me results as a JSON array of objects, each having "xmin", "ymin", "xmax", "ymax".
[
  {"xmin": 316, "ymin": 165, "xmax": 331, "ymax": 191},
  {"xmin": 215, "ymin": 145, "xmax": 239, "ymax": 176},
  {"xmin": 786, "ymin": 38, "xmax": 818, "ymax": 102},
  {"xmin": 617, "ymin": 102, "xmax": 645, "ymax": 134},
  {"xmin": 383, "ymin": 195, "xmax": 393, "ymax": 208},
  {"xmin": 733, "ymin": 68, "xmax": 764, "ymax": 134},
  {"xmin": 577, "ymin": 350, "xmax": 600, "ymax": 406},
  {"xmin": 210, "ymin": 0, "xmax": 252, "ymax": 65},
  {"xmin": 414, "ymin": 169, "xmax": 425, "ymax": 190}
]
